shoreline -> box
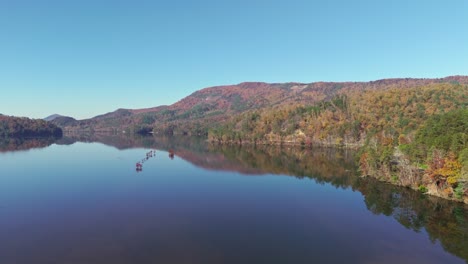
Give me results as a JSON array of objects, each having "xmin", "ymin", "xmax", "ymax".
[{"xmin": 208, "ymin": 138, "xmax": 468, "ymax": 204}]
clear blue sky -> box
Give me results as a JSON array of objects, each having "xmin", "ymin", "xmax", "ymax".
[{"xmin": 1, "ymin": 0, "xmax": 467, "ymax": 119}]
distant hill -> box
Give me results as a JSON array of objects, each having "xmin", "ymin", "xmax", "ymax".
[
  {"xmin": 54, "ymin": 76, "xmax": 468, "ymax": 135},
  {"xmin": 44, "ymin": 114, "xmax": 64, "ymax": 121},
  {"xmin": 44, "ymin": 114, "xmax": 78, "ymax": 128},
  {"xmin": 50, "ymin": 116, "xmax": 79, "ymax": 127}
]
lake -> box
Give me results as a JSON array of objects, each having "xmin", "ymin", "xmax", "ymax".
[{"xmin": 0, "ymin": 135, "xmax": 467, "ymax": 264}]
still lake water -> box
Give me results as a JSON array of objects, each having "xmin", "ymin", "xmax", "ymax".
[{"xmin": 0, "ymin": 135, "xmax": 467, "ymax": 264}]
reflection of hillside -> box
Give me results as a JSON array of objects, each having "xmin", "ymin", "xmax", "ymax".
[
  {"xmin": 168, "ymin": 145, "xmax": 356, "ymax": 180},
  {"xmin": 61, "ymin": 134, "xmax": 358, "ymax": 183},
  {"xmin": 59, "ymin": 133, "xmax": 208, "ymax": 151},
  {"xmin": 58, "ymin": 132, "xmax": 150, "ymax": 149},
  {"xmin": 207, "ymin": 145, "xmax": 358, "ymax": 187},
  {"xmin": 150, "ymin": 137, "xmax": 358, "ymax": 189},
  {"xmin": 172, "ymin": 148, "xmax": 267, "ymax": 175},
  {"xmin": 0, "ymin": 137, "xmax": 56, "ymax": 152},
  {"xmin": 44, "ymin": 133, "xmax": 468, "ymax": 262},
  {"xmin": 86, "ymin": 134, "xmax": 468, "ymax": 262}
]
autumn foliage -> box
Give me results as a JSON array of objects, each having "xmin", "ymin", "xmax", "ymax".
[
  {"xmin": 0, "ymin": 115, "xmax": 62, "ymax": 138},
  {"xmin": 48, "ymin": 76, "xmax": 468, "ymax": 202}
]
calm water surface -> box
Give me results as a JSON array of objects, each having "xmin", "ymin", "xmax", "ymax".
[{"xmin": 0, "ymin": 136, "xmax": 466, "ymax": 264}]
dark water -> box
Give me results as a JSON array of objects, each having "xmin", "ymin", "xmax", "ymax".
[{"xmin": 0, "ymin": 135, "xmax": 466, "ymax": 264}]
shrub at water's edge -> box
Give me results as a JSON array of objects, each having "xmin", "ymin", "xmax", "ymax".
[{"xmin": 360, "ymin": 109, "xmax": 468, "ymax": 203}]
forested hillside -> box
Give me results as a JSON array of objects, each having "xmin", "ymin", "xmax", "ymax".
[
  {"xmin": 208, "ymin": 82, "xmax": 467, "ymax": 202},
  {"xmin": 49, "ymin": 76, "xmax": 468, "ymax": 202},
  {"xmin": 0, "ymin": 114, "xmax": 62, "ymax": 138},
  {"xmin": 208, "ymin": 83, "xmax": 466, "ymax": 145},
  {"xmin": 54, "ymin": 76, "xmax": 468, "ymax": 136}
]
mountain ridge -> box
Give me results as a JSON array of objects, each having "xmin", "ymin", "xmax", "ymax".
[
  {"xmin": 50, "ymin": 75, "xmax": 468, "ymax": 134},
  {"xmin": 98, "ymin": 75, "xmax": 468, "ymax": 118},
  {"xmin": 44, "ymin": 75, "xmax": 468, "ymax": 203}
]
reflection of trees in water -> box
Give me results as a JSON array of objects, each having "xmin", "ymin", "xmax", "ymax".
[
  {"xmin": 118, "ymin": 135, "xmax": 359, "ymax": 186},
  {"xmin": 205, "ymin": 144, "xmax": 359, "ymax": 188},
  {"xmin": 137, "ymin": 136, "xmax": 468, "ymax": 262},
  {"xmin": 59, "ymin": 133, "xmax": 208, "ymax": 151},
  {"xmin": 200, "ymin": 143, "xmax": 468, "ymax": 262},
  {"xmin": 359, "ymin": 177, "xmax": 468, "ymax": 261},
  {"xmin": 57, "ymin": 132, "xmax": 153, "ymax": 149},
  {"xmin": 0, "ymin": 137, "xmax": 56, "ymax": 152},
  {"xmin": 27, "ymin": 133, "xmax": 468, "ymax": 262}
]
